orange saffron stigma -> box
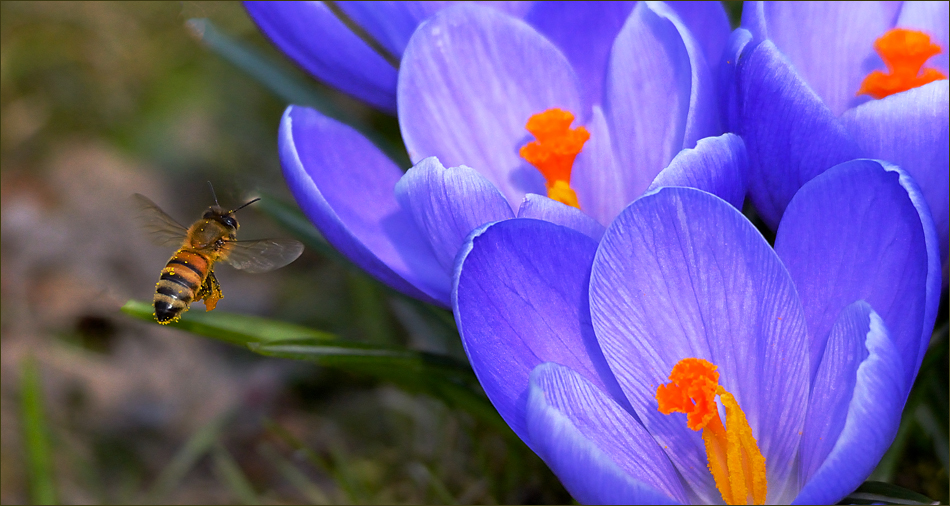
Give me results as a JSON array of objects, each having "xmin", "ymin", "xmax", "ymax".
[
  {"xmin": 858, "ymin": 28, "xmax": 947, "ymax": 99},
  {"xmin": 519, "ymin": 108, "xmax": 589, "ymax": 209},
  {"xmin": 656, "ymin": 358, "xmax": 767, "ymax": 505}
]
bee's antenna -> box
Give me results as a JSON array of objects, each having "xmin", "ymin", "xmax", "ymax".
[
  {"xmin": 231, "ymin": 197, "xmax": 261, "ymax": 214},
  {"xmin": 207, "ymin": 181, "xmax": 220, "ymax": 207}
]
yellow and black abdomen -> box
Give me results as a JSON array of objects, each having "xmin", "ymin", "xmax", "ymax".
[{"xmin": 153, "ymin": 248, "xmax": 210, "ymax": 324}]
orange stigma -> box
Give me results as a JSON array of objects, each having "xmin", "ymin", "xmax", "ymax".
[
  {"xmin": 858, "ymin": 28, "xmax": 947, "ymax": 99},
  {"xmin": 657, "ymin": 358, "xmax": 767, "ymax": 505},
  {"xmin": 519, "ymin": 108, "xmax": 589, "ymax": 209}
]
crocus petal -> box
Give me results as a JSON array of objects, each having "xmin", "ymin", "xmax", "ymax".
[
  {"xmin": 739, "ymin": 0, "xmax": 767, "ymax": 43},
  {"xmin": 452, "ymin": 218, "xmax": 623, "ymax": 446},
  {"xmin": 571, "ymin": 105, "xmax": 626, "ymax": 226},
  {"xmin": 732, "ymin": 39, "xmax": 863, "ymax": 228},
  {"xmin": 799, "ymin": 302, "xmax": 905, "ymax": 486},
  {"xmin": 517, "ymin": 194, "xmax": 606, "ymax": 241},
  {"xmin": 840, "ymin": 81, "xmax": 950, "ymax": 278},
  {"xmin": 590, "ymin": 187, "xmax": 809, "ymax": 504},
  {"xmin": 526, "ymin": 363, "xmax": 687, "ymax": 505},
  {"xmin": 743, "ymin": 1, "xmax": 901, "ymax": 116},
  {"xmin": 399, "ymin": 4, "xmax": 581, "ymax": 209},
  {"xmin": 775, "ymin": 159, "xmax": 941, "ymax": 388},
  {"xmin": 395, "ymin": 157, "xmax": 514, "ymax": 275},
  {"xmin": 604, "ymin": 1, "xmax": 690, "ymax": 196},
  {"xmin": 279, "ymin": 106, "xmax": 446, "ymax": 305},
  {"xmin": 244, "ymin": 1, "xmax": 398, "ymax": 113},
  {"xmin": 605, "ymin": 2, "xmax": 719, "ymax": 202},
  {"xmin": 649, "ymin": 1, "xmax": 722, "ymax": 151},
  {"xmin": 524, "ymin": 1, "xmax": 635, "ymax": 114},
  {"xmin": 647, "ymin": 133, "xmax": 749, "ymax": 210},
  {"xmin": 896, "ymin": 0, "xmax": 949, "ymax": 74},
  {"xmin": 719, "ymin": 28, "xmax": 753, "ymax": 134},
  {"xmin": 334, "ymin": 2, "xmax": 538, "ymax": 58},
  {"xmin": 793, "ymin": 305, "xmax": 906, "ymax": 505},
  {"xmin": 335, "ymin": 1, "xmax": 447, "ymax": 58},
  {"xmin": 666, "ymin": 1, "xmax": 732, "ymax": 75}
]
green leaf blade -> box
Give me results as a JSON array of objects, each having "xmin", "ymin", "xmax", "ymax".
[
  {"xmin": 20, "ymin": 356, "xmax": 57, "ymax": 506},
  {"xmin": 121, "ymin": 301, "xmax": 512, "ymax": 438},
  {"xmin": 840, "ymin": 481, "xmax": 937, "ymax": 505},
  {"xmin": 121, "ymin": 300, "xmax": 336, "ymax": 346}
]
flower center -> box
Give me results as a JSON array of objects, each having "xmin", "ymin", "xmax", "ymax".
[
  {"xmin": 656, "ymin": 358, "xmax": 767, "ymax": 505},
  {"xmin": 857, "ymin": 28, "xmax": 947, "ymax": 99},
  {"xmin": 519, "ymin": 108, "xmax": 589, "ymax": 209}
]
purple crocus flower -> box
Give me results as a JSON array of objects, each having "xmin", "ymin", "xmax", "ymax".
[
  {"xmin": 246, "ymin": 1, "xmax": 730, "ymax": 114},
  {"xmin": 452, "ymin": 159, "xmax": 940, "ymax": 503},
  {"xmin": 245, "ymin": 1, "xmax": 533, "ymax": 113},
  {"xmin": 723, "ymin": 1, "xmax": 949, "ymax": 280},
  {"xmin": 275, "ymin": 2, "xmax": 735, "ymax": 306}
]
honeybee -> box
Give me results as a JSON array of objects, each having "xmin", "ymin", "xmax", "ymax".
[{"xmin": 134, "ymin": 190, "xmax": 303, "ymax": 324}]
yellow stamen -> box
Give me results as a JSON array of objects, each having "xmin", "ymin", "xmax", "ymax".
[
  {"xmin": 545, "ymin": 180, "xmax": 580, "ymax": 209},
  {"xmin": 519, "ymin": 108, "xmax": 589, "ymax": 209},
  {"xmin": 656, "ymin": 358, "xmax": 767, "ymax": 505},
  {"xmin": 858, "ymin": 28, "xmax": 947, "ymax": 99}
]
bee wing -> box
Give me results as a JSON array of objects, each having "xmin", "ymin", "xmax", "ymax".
[
  {"xmin": 132, "ymin": 193, "xmax": 189, "ymax": 247},
  {"xmin": 225, "ymin": 238, "xmax": 304, "ymax": 273}
]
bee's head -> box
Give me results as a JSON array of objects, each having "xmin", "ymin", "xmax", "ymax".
[
  {"xmin": 204, "ymin": 197, "xmax": 260, "ymax": 230},
  {"xmin": 203, "ymin": 205, "xmax": 239, "ymax": 229}
]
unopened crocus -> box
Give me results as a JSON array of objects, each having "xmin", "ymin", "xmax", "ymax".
[
  {"xmin": 246, "ymin": 1, "xmax": 730, "ymax": 114},
  {"xmin": 452, "ymin": 159, "xmax": 940, "ymax": 504},
  {"xmin": 277, "ymin": 3, "xmax": 734, "ymax": 306},
  {"xmin": 723, "ymin": 1, "xmax": 949, "ymax": 279}
]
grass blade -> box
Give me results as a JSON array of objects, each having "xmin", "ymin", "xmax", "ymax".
[
  {"xmin": 248, "ymin": 338, "xmax": 474, "ymax": 384},
  {"xmin": 121, "ymin": 299, "xmax": 336, "ymax": 346},
  {"xmin": 840, "ymin": 481, "xmax": 936, "ymax": 505},
  {"xmin": 260, "ymin": 419, "xmax": 345, "ymax": 500},
  {"xmin": 121, "ymin": 302, "xmax": 510, "ymax": 436},
  {"xmin": 145, "ymin": 411, "xmax": 231, "ymax": 502},
  {"xmin": 249, "ymin": 338, "xmax": 512, "ymax": 435},
  {"xmin": 186, "ymin": 18, "xmax": 410, "ymax": 166},
  {"xmin": 407, "ymin": 461, "xmax": 456, "ymax": 505},
  {"xmin": 20, "ymin": 356, "xmax": 57, "ymax": 505},
  {"xmin": 257, "ymin": 442, "xmax": 332, "ymax": 505},
  {"xmin": 211, "ymin": 443, "xmax": 260, "ymax": 505},
  {"xmin": 186, "ymin": 18, "xmax": 343, "ymax": 119}
]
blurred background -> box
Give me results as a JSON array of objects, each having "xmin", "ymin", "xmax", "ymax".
[{"xmin": 0, "ymin": 2, "xmax": 946, "ymax": 504}]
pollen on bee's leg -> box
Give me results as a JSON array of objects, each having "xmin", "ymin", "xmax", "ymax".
[
  {"xmin": 858, "ymin": 28, "xmax": 947, "ymax": 99},
  {"xmin": 519, "ymin": 108, "xmax": 589, "ymax": 210},
  {"xmin": 203, "ymin": 294, "xmax": 220, "ymax": 311}
]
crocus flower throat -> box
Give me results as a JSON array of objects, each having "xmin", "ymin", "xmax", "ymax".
[
  {"xmin": 858, "ymin": 28, "xmax": 947, "ymax": 99},
  {"xmin": 519, "ymin": 108, "xmax": 590, "ymax": 209},
  {"xmin": 656, "ymin": 358, "xmax": 767, "ymax": 505}
]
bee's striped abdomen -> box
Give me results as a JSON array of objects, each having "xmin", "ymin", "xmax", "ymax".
[{"xmin": 154, "ymin": 249, "xmax": 210, "ymax": 324}]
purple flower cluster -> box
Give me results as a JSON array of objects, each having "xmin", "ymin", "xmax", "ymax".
[
  {"xmin": 724, "ymin": 2, "xmax": 948, "ymax": 279},
  {"xmin": 249, "ymin": 1, "xmax": 946, "ymax": 503},
  {"xmin": 255, "ymin": 1, "xmax": 733, "ymax": 306}
]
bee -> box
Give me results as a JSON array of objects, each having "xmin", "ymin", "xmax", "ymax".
[{"xmin": 134, "ymin": 189, "xmax": 303, "ymax": 324}]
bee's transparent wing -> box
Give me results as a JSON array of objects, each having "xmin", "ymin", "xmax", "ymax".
[
  {"xmin": 225, "ymin": 238, "xmax": 304, "ymax": 273},
  {"xmin": 132, "ymin": 193, "xmax": 188, "ymax": 247}
]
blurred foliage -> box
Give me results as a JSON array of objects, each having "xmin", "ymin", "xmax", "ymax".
[
  {"xmin": 1, "ymin": 2, "xmax": 946, "ymax": 505},
  {"xmin": 1, "ymin": 2, "xmax": 569, "ymax": 504},
  {"xmin": 4, "ymin": 3, "xmax": 260, "ymax": 178}
]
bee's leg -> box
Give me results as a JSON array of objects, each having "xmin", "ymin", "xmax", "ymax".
[{"xmin": 195, "ymin": 269, "xmax": 223, "ymax": 311}]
